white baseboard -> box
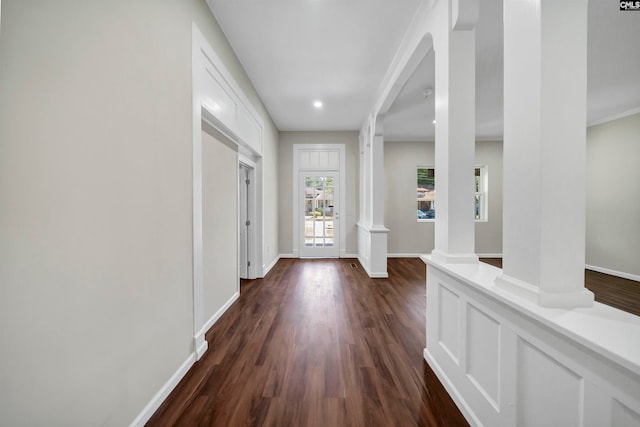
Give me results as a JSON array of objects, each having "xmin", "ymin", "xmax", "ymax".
[
  {"xmin": 133, "ymin": 292, "xmax": 241, "ymax": 426},
  {"xmin": 388, "ymin": 253, "xmax": 503, "ymax": 259},
  {"xmin": 196, "ymin": 291, "xmax": 240, "ymax": 343},
  {"xmin": 357, "ymin": 255, "xmax": 389, "ymax": 278},
  {"xmin": 263, "ymin": 255, "xmax": 281, "ymax": 277},
  {"xmin": 130, "ymin": 352, "xmax": 197, "ymax": 427},
  {"xmin": 477, "ymin": 253, "xmax": 503, "ymax": 258},
  {"xmin": 278, "ymin": 253, "xmax": 296, "ymax": 259},
  {"xmin": 586, "ymin": 264, "xmax": 640, "ymax": 283},
  {"xmin": 423, "ymin": 348, "xmax": 480, "ymax": 427},
  {"xmin": 195, "ymin": 338, "xmax": 208, "ymax": 360},
  {"xmin": 387, "ymin": 253, "xmax": 424, "ymax": 258},
  {"xmin": 277, "ymin": 253, "xmax": 359, "ymax": 259}
]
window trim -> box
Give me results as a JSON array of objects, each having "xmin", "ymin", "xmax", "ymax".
[{"xmin": 416, "ymin": 165, "xmax": 488, "ymax": 223}]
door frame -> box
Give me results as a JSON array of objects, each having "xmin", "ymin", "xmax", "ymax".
[
  {"xmin": 292, "ymin": 144, "xmax": 346, "ymax": 258},
  {"xmin": 238, "ymin": 155, "xmax": 257, "ymax": 279},
  {"xmin": 298, "ymin": 171, "xmax": 340, "ymax": 258},
  {"xmin": 191, "ymin": 24, "xmax": 266, "ymax": 359}
]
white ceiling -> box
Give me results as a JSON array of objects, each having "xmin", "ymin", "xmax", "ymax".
[
  {"xmin": 206, "ymin": 0, "xmax": 421, "ymax": 131},
  {"xmin": 207, "ymin": 0, "xmax": 640, "ymax": 140}
]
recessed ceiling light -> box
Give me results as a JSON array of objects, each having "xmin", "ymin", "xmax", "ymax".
[
  {"xmin": 432, "ymin": 120, "xmax": 436, "ymax": 124},
  {"xmin": 313, "ymin": 100, "xmax": 323, "ymax": 109}
]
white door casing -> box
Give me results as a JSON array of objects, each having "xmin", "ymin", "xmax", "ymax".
[
  {"xmin": 238, "ymin": 157, "xmax": 257, "ymax": 279},
  {"xmin": 299, "ymin": 172, "xmax": 340, "ymax": 258},
  {"xmin": 293, "ymin": 144, "xmax": 346, "ymax": 258}
]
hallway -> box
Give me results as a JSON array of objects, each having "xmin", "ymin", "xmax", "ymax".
[{"xmin": 147, "ymin": 258, "xmax": 468, "ymax": 426}]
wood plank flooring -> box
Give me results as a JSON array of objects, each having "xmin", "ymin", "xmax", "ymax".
[
  {"xmin": 147, "ymin": 257, "xmax": 640, "ymax": 426},
  {"xmin": 146, "ymin": 258, "xmax": 468, "ymax": 427},
  {"xmin": 480, "ymin": 258, "xmax": 640, "ymax": 316}
]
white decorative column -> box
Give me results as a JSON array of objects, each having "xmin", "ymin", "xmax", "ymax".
[
  {"xmin": 368, "ymin": 121, "xmax": 389, "ymax": 275},
  {"xmin": 496, "ymin": 0, "xmax": 594, "ymax": 308},
  {"xmin": 430, "ymin": 1, "xmax": 478, "ymax": 265},
  {"xmin": 418, "ymin": 3, "xmax": 635, "ymax": 426},
  {"xmin": 357, "ymin": 115, "xmax": 389, "ymax": 278}
]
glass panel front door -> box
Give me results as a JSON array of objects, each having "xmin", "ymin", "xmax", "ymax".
[{"xmin": 299, "ymin": 172, "xmax": 339, "ymax": 257}]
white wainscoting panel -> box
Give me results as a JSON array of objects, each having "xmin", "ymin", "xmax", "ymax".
[
  {"xmin": 466, "ymin": 304, "xmax": 500, "ymax": 410},
  {"xmin": 423, "ymin": 256, "xmax": 640, "ymax": 427},
  {"xmin": 517, "ymin": 338, "xmax": 582, "ymax": 426},
  {"xmin": 438, "ymin": 284, "xmax": 461, "ymax": 364},
  {"xmin": 613, "ymin": 400, "xmax": 640, "ymax": 427}
]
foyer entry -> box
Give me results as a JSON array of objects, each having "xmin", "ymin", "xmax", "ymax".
[{"xmin": 293, "ymin": 144, "xmax": 346, "ymax": 258}]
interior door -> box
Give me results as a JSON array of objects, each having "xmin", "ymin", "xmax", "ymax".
[
  {"xmin": 299, "ymin": 172, "xmax": 339, "ymax": 257},
  {"xmin": 239, "ymin": 164, "xmax": 250, "ymax": 279}
]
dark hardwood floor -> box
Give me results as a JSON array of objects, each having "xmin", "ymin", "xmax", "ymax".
[
  {"xmin": 147, "ymin": 258, "xmax": 639, "ymax": 426},
  {"xmin": 146, "ymin": 258, "xmax": 468, "ymax": 427},
  {"xmin": 480, "ymin": 258, "xmax": 640, "ymax": 316}
]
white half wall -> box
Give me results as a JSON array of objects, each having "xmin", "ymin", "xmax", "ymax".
[{"xmin": 424, "ymin": 257, "xmax": 640, "ymax": 427}]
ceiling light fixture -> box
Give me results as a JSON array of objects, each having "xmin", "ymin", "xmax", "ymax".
[
  {"xmin": 313, "ymin": 100, "xmax": 323, "ymax": 109},
  {"xmin": 432, "ymin": 120, "xmax": 436, "ymax": 124}
]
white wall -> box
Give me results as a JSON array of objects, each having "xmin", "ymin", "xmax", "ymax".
[
  {"xmin": 586, "ymin": 112, "xmax": 640, "ymax": 277},
  {"xmin": 384, "ymin": 140, "xmax": 503, "ymax": 256},
  {"xmin": 278, "ymin": 131, "xmax": 359, "ymax": 256},
  {"xmin": 0, "ymin": 1, "xmax": 278, "ymax": 425}
]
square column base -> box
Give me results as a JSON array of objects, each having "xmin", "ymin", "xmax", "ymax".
[
  {"xmin": 357, "ymin": 223, "xmax": 389, "ymax": 278},
  {"xmin": 495, "ymin": 274, "xmax": 594, "ymax": 308},
  {"xmin": 431, "ymin": 249, "xmax": 478, "ymax": 265}
]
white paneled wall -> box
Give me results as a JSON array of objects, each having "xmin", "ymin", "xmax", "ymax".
[{"xmin": 424, "ymin": 258, "xmax": 640, "ymax": 427}]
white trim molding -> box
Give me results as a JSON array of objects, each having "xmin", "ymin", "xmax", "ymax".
[
  {"xmin": 388, "ymin": 253, "xmax": 425, "ymax": 258},
  {"xmin": 195, "ymin": 291, "xmax": 240, "ymax": 348},
  {"xmin": 588, "ymin": 107, "xmax": 640, "ymax": 127},
  {"xmin": 477, "ymin": 253, "xmax": 503, "ymax": 258},
  {"xmin": 129, "ymin": 353, "xmax": 197, "ymax": 427},
  {"xmin": 341, "ymin": 253, "xmax": 359, "ymax": 259},
  {"xmin": 263, "ymin": 255, "xmax": 280, "ymax": 277},
  {"xmin": 278, "ymin": 253, "xmax": 296, "ymax": 259},
  {"xmin": 586, "ymin": 264, "xmax": 640, "ymax": 283},
  {"xmin": 131, "ymin": 289, "xmax": 241, "ymax": 426}
]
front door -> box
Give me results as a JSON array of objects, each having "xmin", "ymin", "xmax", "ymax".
[{"xmin": 299, "ymin": 172, "xmax": 339, "ymax": 257}]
